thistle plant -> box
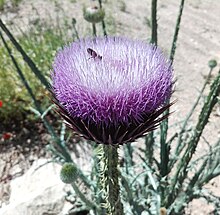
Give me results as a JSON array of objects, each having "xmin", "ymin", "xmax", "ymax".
[
  {"xmin": 1, "ymin": 0, "xmax": 220, "ymax": 214},
  {"xmin": 51, "ymin": 36, "xmax": 173, "ymax": 214}
]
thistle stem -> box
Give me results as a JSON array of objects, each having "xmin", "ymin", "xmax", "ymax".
[
  {"xmin": 169, "ymin": 0, "xmax": 185, "ymax": 63},
  {"xmin": 150, "ymin": 0, "xmax": 157, "ymax": 45},
  {"xmin": 92, "ymin": 23, "xmax": 97, "ymax": 37},
  {"xmin": 71, "ymin": 182, "xmax": 100, "ymax": 212},
  {"xmin": 98, "ymin": 0, "xmax": 107, "ymax": 36},
  {"xmin": 100, "ymin": 145, "xmax": 124, "ymax": 215}
]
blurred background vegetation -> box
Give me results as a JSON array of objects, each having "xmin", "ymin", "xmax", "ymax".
[{"xmin": 0, "ymin": 0, "xmax": 118, "ymax": 122}]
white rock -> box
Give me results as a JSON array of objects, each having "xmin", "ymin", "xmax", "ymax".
[{"xmin": 0, "ymin": 159, "xmax": 68, "ymax": 215}]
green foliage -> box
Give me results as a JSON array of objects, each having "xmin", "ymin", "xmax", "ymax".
[
  {"xmin": 0, "ymin": 0, "xmax": 22, "ymax": 10},
  {"xmin": 0, "ymin": 21, "xmax": 71, "ymax": 122},
  {"xmin": 0, "ymin": 0, "xmax": 5, "ymax": 10},
  {"xmin": 11, "ymin": 0, "xmax": 22, "ymax": 6}
]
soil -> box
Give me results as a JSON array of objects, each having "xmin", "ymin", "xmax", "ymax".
[{"xmin": 0, "ymin": 0, "xmax": 220, "ymax": 214}]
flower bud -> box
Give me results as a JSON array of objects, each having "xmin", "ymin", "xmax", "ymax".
[
  {"xmin": 208, "ymin": 59, "xmax": 217, "ymax": 69},
  {"xmin": 60, "ymin": 163, "xmax": 78, "ymax": 184},
  {"xmin": 83, "ymin": 6, "xmax": 105, "ymax": 24}
]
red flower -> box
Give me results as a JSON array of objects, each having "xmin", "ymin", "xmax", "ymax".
[
  {"xmin": 0, "ymin": 100, "xmax": 2, "ymax": 108},
  {"xmin": 2, "ymin": 133, "xmax": 12, "ymax": 140}
]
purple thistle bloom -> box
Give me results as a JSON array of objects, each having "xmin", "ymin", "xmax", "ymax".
[{"xmin": 52, "ymin": 37, "xmax": 173, "ymax": 145}]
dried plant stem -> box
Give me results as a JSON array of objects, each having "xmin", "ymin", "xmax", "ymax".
[
  {"xmin": 99, "ymin": 145, "xmax": 124, "ymax": 215},
  {"xmin": 150, "ymin": 0, "xmax": 157, "ymax": 45}
]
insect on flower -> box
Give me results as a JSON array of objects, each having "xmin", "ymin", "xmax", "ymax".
[
  {"xmin": 87, "ymin": 48, "xmax": 102, "ymax": 60},
  {"xmin": 52, "ymin": 37, "xmax": 174, "ymax": 145}
]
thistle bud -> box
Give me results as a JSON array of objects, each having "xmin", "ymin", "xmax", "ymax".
[
  {"xmin": 83, "ymin": 6, "xmax": 105, "ymax": 24},
  {"xmin": 208, "ymin": 59, "xmax": 217, "ymax": 69},
  {"xmin": 60, "ymin": 163, "xmax": 78, "ymax": 184}
]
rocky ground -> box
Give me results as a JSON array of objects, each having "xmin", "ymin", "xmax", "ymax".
[{"xmin": 0, "ymin": 0, "xmax": 220, "ymax": 214}]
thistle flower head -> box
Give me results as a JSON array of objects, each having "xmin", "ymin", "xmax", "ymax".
[{"xmin": 52, "ymin": 37, "xmax": 173, "ymax": 145}]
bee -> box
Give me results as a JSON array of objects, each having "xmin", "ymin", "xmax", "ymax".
[{"xmin": 87, "ymin": 48, "xmax": 102, "ymax": 60}]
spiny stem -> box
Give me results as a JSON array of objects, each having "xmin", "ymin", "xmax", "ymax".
[
  {"xmin": 99, "ymin": 145, "xmax": 124, "ymax": 215},
  {"xmin": 169, "ymin": 0, "xmax": 185, "ymax": 63},
  {"xmin": 173, "ymin": 67, "xmax": 213, "ymax": 161},
  {"xmin": 160, "ymin": 0, "xmax": 185, "ymax": 146},
  {"xmin": 166, "ymin": 71, "xmax": 220, "ymax": 207},
  {"xmin": 159, "ymin": 1, "xmax": 185, "ymax": 201}
]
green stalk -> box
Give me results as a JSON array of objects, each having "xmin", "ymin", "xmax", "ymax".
[
  {"xmin": 166, "ymin": 71, "xmax": 220, "ymax": 207},
  {"xmin": 169, "ymin": 0, "xmax": 185, "ymax": 63},
  {"xmin": 92, "ymin": 23, "xmax": 97, "ymax": 37},
  {"xmin": 159, "ymin": 2, "xmax": 185, "ymax": 202},
  {"xmin": 0, "ymin": 30, "xmax": 93, "ymax": 189},
  {"xmin": 98, "ymin": 0, "xmax": 107, "ymax": 36},
  {"xmin": 172, "ymin": 67, "xmax": 214, "ymax": 167},
  {"xmin": 0, "ymin": 30, "xmax": 72, "ymax": 161},
  {"xmin": 71, "ymin": 182, "xmax": 100, "ymax": 212},
  {"xmin": 0, "ymin": 19, "xmax": 50, "ymax": 90},
  {"xmin": 144, "ymin": 132, "xmax": 154, "ymax": 166},
  {"xmin": 160, "ymin": 126, "xmax": 170, "ymax": 206},
  {"xmin": 99, "ymin": 145, "xmax": 124, "ymax": 215},
  {"xmin": 150, "ymin": 0, "xmax": 157, "ymax": 45},
  {"xmin": 124, "ymin": 143, "xmax": 133, "ymax": 175},
  {"xmin": 72, "ymin": 18, "xmax": 80, "ymax": 40},
  {"xmin": 160, "ymin": 0, "xmax": 185, "ymax": 144}
]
